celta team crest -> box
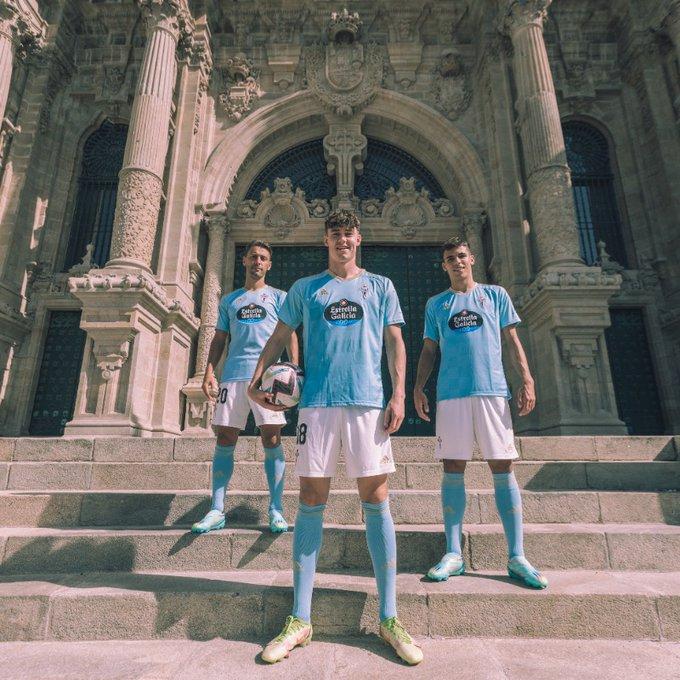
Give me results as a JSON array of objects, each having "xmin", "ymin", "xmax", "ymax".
[
  {"xmin": 449, "ymin": 309, "xmax": 483, "ymax": 333},
  {"xmin": 237, "ymin": 302, "xmax": 267, "ymax": 324},
  {"xmin": 324, "ymin": 299, "xmax": 364, "ymax": 326}
]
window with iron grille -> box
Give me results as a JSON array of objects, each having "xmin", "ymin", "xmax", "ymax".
[
  {"xmin": 63, "ymin": 121, "xmax": 128, "ymax": 270},
  {"xmin": 563, "ymin": 121, "xmax": 627, "ymax": 267},
  {"xmin": 244, "ymin": 137, "xmax": 446, "ymax": 203}
]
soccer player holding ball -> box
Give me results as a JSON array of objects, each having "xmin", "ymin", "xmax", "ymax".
[
  {"xmin": 414, "ymin": 236, "xmax": 547, "ymax": 589},
  {"xmin": 193, "ymin": 240, "xmax": 298, "ymax": 535},
  {"xmin": 249, "ymin": 210, "xmax": 423, "ymax": 666}
]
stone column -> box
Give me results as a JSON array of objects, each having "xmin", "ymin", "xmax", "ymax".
[
  {"xmin": 107, "ymin": 0, "xmax": 192, "ymax": 272},
  {"xmin": 462, "ymin": 210, "xmax": 488, "ymax": 284},
  {"xmin": 504, "ymin": 0, "xmax": 582, "ymax": 270},
  {"xmin": 663, "ymin": 1, "xmax": 680, "ymax": 63},
  {"xmin": 182, "ymin": 211, "xmax": 229, "ymax": 433}
]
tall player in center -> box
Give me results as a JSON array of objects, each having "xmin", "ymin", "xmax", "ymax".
[{"xmin": 248, "ymin": 209, "xmax": 423, "ymax": 666}]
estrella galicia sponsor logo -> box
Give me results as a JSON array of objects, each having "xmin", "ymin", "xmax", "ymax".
[
  {"xmin": 449, "ymin": 309, "xmax": 483, "ymax": 333},
  {"xmin": 237, "ymin": 303, "xmax": 267, "ymax": 324},
  {"xmin": 324, "ymin": 299, "xmax": 364, "ymax": 326}
]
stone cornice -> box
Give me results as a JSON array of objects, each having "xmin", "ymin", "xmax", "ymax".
[
  {"xmin": 517, "ymin": 266, "xmax": 622, "ymax": 309},
  {"xmin": 137, "ymin": 0, "xmax": 194, "ymax": 44},
  {"xmin": 68, "ymin": 270, "xmax": 199, "ymax": 331}
]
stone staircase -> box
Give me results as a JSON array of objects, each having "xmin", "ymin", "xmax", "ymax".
[{"xmin": 0, "ymin": 435, "xmax": 679, "ymax": 643}]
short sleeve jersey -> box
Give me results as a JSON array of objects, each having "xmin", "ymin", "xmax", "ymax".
[
  {"xmin": 216, "ymin": 286, "xmax": 286, "ymax": 382},
  {"xmin": 278, "ymin": 270, "xmax": 404, "ymax": 409},
  {"xmin": 424, "ymin": 284, "xmax": 520, "ymax": 401}
]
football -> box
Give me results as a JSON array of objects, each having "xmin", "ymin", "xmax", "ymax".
[{"xmin": 259, "ymin": 362, "xmax": 304, "ymax": 408}]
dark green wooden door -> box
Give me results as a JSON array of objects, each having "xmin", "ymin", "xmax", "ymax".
[
  {"xmin": 605, "ymin": 308, "xmax": 664, "ymax": 435},
  {"xmin": 362, "ymin": 246, "xmax": 447, "ymax": 436},
  {"xmin": 29, "ymin": 311, "xmax": 86, "ymax": 436}
]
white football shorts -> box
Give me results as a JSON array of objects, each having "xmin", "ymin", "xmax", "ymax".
[
  {"xmin": 435, "ymin": 396, "xmax": 518, "ymax": 460},
  {"xmin": 295, "ymin": 406, "xmax": 396, "ymax": 479},
  {"xmin": 212, "ymin": 381, "xmax": 286, "ymax": 430}
]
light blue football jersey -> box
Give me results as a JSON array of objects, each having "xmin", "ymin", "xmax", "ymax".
[
  {"xmin": 424, "ymin": 284, "xmax": 520, "ymax": 401},
  {"xmin": 278, "ymin": 270, "xmax": 404, "ymax": 408},
  {"xmin": 217, "ymin": 286, "xmax": 286, "ymax": 382}
]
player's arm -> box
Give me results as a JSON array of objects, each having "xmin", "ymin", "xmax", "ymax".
[
  {"xmin": 285, "ymin": 330, "xmax": 299, "ymax": 365},
  {"xmin": 502, "ymin": 326, "xmax": 536, "ymax": 416},
  {"xmin": 202, "ymin": 329, "xmax": 228, "ymax": 401},
  {"xmin": 248, "ymin": 321, "xmax": 294, "ymax": 411},
  {"xmin": 413, "ymin": 338, "xmax": 438, "ymax": 422},
  {"xmin": 383, "ymin": 324, "xmax": 406, "ymax": 434}
]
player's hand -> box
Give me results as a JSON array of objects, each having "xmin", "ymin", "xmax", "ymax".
[
  {"xmin": 383, "ymin": 395, "xmax": 405, "ymax": 434},
  {"xmin": 247, "ymin": 384, "xmax": 288, "ymax": 412},
  {"xmin": 516, "ymin": 380, "xmax": 536, "ymax": 416},
  {"xmin": 413, "ymin": 387, "xmax": 430, "ymax": 422},
  {"xmin": 202, "ymin": 373, "xmax": 218, "ymax": 402}
]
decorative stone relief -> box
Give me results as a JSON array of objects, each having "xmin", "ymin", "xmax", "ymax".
[
  {"xmin": 93, "ymin": 334, "xmax": 134, "ymax": 381},
  {"xmin": 323, "ymin": 124, "xmax": 366, "ymax": 204},
  {"xmin": 109, "ymin": 170, "xmax": 163, "ymax": 268},
  {"xmin": 383, "ymin": 178, "xmax": 436, "ymax": 239},
  {"xmin": 235, "ymin": 178, "xmax": 331, "ymax": 232},
  {"xmin": 218, "ymin": 53, "xmax": 262, "ymax": 122},
  {"xmin": 68, "ymin": 243, "xmax": 99, "ymax": 276},
  {"xmin": 305, "ymin": 10, "xmax": 384, "ymax": 117},
  {"xmin": 430, "ymin": 51, "xmax": 472, "ymax": 120}
]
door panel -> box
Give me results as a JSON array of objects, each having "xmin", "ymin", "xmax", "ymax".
[
  {"xmin": 605, "ymin": 308, "xmax": 664, "ymax": 435},
  {"xmin": 29, "ymin": 311, "xmax": 86, "ymax": 436}
]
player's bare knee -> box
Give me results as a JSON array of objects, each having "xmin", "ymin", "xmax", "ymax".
[
  {"xmin": 260, "ymin": 427, "xmax": 281, "ymax": 449},
  {"xmin": 215, "ymin": 427, "xmax": 239, "ymax": 447},
  {"xmin": 357, "ymin": 475, "xmax": 389, "ymax": 503},
  {"xmin": 299, "ymin": 478, "xmax": 330, "ymax": 506},
  {"xmin": 488, "ymin": 459, "xmax": 513, "ymax": 473},
  {"xmin": 443, "ymin": 459, "xmax": 467, "ymax": 474}
]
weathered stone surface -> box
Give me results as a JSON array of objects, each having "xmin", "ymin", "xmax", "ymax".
[
  {"xmin": 585, "ymin": 463, "xmax": 680, "ymax": 491},
  {"xmin": 0, "ymin": 493, "xmax": 82, "ymax": 527},
  {"xmin": 14, "ymin": 439, "xmax": 93, "ymax": 462},
  {"xmin": 0, "ymin": 440, "xmax": 15, "ymax": 462},
  {"xmin": 519, "ymin": 437, "xmax": 597, "ymax": 461},
  {"xmin": 8, "ymin": 463, "xmax": 91, "ymax": 491},
  {"xmin": 93, "ymin": 438, "xmax": 173, "ymax": 462},
  {"xmin": 598, "ymin": 492, "xmax": 680, "ymax": 525},
  {"xmin": 90, "ymin": 464, "xmax": 210, "ymax": 491},
  {"xmin": 594, "ymin": 437, "xmax": 676, "ymax": 461},
  {"xmin": 478, "ymin": 490, "xmax": 600, "ymax": 524},
  {"xmin": 606, "ymin": 530, "xmax": 680, "ymax": 571}
]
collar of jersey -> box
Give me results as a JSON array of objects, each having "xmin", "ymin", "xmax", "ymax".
[{"xmin": 326, "ymin": 268, "xmax": 366, "ymax": 282}]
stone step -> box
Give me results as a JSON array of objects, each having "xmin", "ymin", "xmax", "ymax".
[
  {"xmin": 2, "ymin": 435, "xmax": 677, "ymax": 464},
  {"xmin": 0, "ymin": 570, "xmax": 678, "ymax": 641},
  {"xmin": 0, "ymin": 524, "xmax": 678, "ymax": 574},
  {"xmin": 2, "ymin": 638, "xmax": 679, "ymax": 680},
  {"xmin": 0, "ymin": 490, "xmax": 678, "ymax": 528},
  {"xmin": 4, "ymin": 460, "xmax": 680, "ymax": 492}
]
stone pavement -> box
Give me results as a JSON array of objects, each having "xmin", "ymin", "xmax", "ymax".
[{"xmin": 1, "ymin": 638, "xmax": 679, "ymax": 680}]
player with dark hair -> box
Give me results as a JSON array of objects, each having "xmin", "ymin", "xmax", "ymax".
[
  {"xmin": 249, "ymin": 209, "xmax": 423, "ymax": 665},
  {"xmin": 414, "ymin": 235, "xmax": 547, "ymax": 588},
  {"xmin": 193, "ymin": 240, "xmax": 298, "ymax": 535}
]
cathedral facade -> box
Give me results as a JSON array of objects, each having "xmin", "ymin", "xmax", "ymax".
[{"xmin": 0, "ymin": 0, "xmax": 679, "ymax": 438}]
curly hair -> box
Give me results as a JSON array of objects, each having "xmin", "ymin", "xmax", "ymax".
[
  {"xmin": 324, "ymin": 209, "xmax": 361, "ymax": 231},
  {"xmin": 441, "ymin": 234, "xmax": 471, "ymax": 256}
]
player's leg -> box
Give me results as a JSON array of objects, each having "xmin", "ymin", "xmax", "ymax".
[
  {"xmin": 192, "ymin": 382, "xmax": 248, "ymax": 534},
  {"xmin": 428, "ymin": 398, "xmax": 474, "ymax": 581},
  {"xmin": 262, "ymin": 408, "xmax": 339, "ymax": 663},
  {"xmin": 476, "ymin": 396, "xmax": 547, "ymax": 589},
  {"xmin": 346, "ymin": 407, "xmax": 422, "ymax": 666},
  {"xmin": 259, "ymin": 425, "xmax": 287, "ymax": 532},
  {"xmin": 250, "ymin": 390, "xmax": 288, "ymax": 533}
]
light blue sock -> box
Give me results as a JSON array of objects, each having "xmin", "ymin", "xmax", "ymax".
[
  {"xmin": 292, "ymin": 502, "xmax": 325, "ymax": 623},
  {"xmin": 362, "ymin": 499, "xmax": 397, "ymax": 622},
  {"xmin": 442, "ymin": 472, "xmax": 466, "ymax": 556},
  {"xmin": 493, "ymin": 472, "xmax": 524, "ymax": 559},
  {"xmin": 263, "ymin": 445, "xmax": 285, "ymax": 515},
  {"xmin": 210, "ymin": 444, "xmax": 235, "ymax": 513}
]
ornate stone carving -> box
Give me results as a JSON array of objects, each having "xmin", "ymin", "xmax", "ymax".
[
  {"xmin": 305, "ymin": 11, "xmax": 384, "ymax": 117},
  {"xmin": 138, "ymin": 0, "xmax": 194, "ymax": 44},
  {"xmin": 323, "ymin": 124, "xmax": 366, "ymax": 202},
  {"xmin": 109, "ymin": 170, "xmax": 163, "ymax": 269},
  {"xmin": 68, "ymin": 243, "xmax": 99, "ymax": 277},
  {"xmin": 93, "ymin": 335, "xmax": 134, "ymax": 382},
  {"xmin": 430, "ymin": 51, "xmax": 472, "ymax": 120},
  {"xmin": 262, "ymin": 178, "xmax": 304, "ymax": 238},
  {"xmin": 503, "ymin": 0, "xmax": 551, "ymax": 34},
  {"xmin": 381, "ymin": 4, "xmax": 431, "ymax": 88},
  {"xmin": 218, "ymin": 53, "xmax": 262, "ymax": 122},
  {"xmin": 383, "ymin": 177, "xmax": 435, "ymax": 239}
]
